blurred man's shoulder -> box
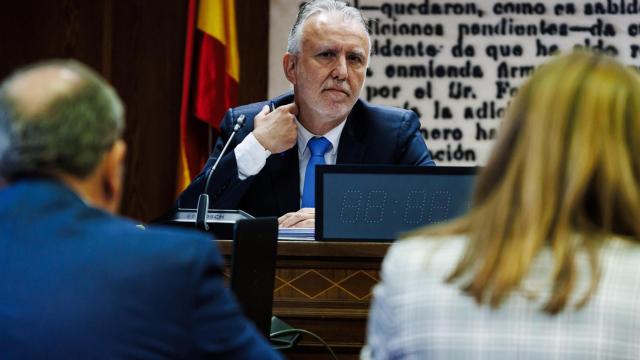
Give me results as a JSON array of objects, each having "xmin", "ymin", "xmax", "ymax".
[{"xmin": 100, "ymin": 213, "xmax": 217, "ymax": 257}]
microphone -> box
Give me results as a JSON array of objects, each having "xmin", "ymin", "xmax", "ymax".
[{"xmin": 195, "ymin": 114, "xmax": 246, "ymax": 230}]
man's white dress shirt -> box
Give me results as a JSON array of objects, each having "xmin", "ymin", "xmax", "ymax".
[{"xmin": 234, "ymin": 118, "xmax": 346, "ymax": 205}]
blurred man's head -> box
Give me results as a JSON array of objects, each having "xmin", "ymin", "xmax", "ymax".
[
  {"xmin": 283, "ymin": 0, "xmax": 370, "ymax": 133},
  {"xmin": 0, "ymin": 60, "xmax": 126, "ymax": 213}
]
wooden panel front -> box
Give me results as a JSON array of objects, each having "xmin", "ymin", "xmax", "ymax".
[{"xmin": 218, "ymin": 240, "xmax": 390, "ymax": 360}]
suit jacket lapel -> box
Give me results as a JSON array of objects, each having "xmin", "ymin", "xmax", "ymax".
[
  {"xmin": 337, "ymin": 108, "xmax": 366, "ymax": 164},
  {"xmin": 267, "ymin": 145, "xmax": 300, "ymax": 213}
]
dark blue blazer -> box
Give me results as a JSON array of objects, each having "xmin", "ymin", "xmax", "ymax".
[
  {"xmin": 178, "ymin": 93, "xmax": 435, "ymax": 217},
  {"xmin": 0, "ymin": 179, "xmax": 281, "ymax": 360}
]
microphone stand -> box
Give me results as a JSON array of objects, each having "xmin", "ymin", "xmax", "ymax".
[{"xmin": 195, "ymin": 114, "xmax": 246, "ymax": 230}]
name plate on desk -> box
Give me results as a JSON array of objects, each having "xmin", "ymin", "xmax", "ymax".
[
  {"xmin": 171, "ymin": 209, "xmax": 253, "ymax": 224},
  {"xmin": 316, "ymin": 165, "xmax": 477, "ymax": 242},
  {"xmin": 166, "ymin": 209, "xmax": 254, "ymax": 238}
]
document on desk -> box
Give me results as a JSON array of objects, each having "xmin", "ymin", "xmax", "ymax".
[{"xmin": 278, "ymin": 227, "xmax": 315, "ymax": 241}]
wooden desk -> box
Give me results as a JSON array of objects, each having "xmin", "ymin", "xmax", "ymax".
[{"xmin": 217, "ymin": 240, "xmax": 390, "ymax": 360}]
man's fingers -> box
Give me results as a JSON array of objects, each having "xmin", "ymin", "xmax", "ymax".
[
  {"xmin": 279, "ymin": 210, "xmax": 314, "ymax": 228},
  {"xmin": 278, "ymin": 102, "xmax": 298, "ymax": 115},
  {"xmin": 278, "ymin": 212, "xmax": 301, "ymax": 227},
  {"xmin": 258, "ymin": 104, "xmax": 270, "ymax": 116},
  {"xmin": 254, "ymin": 105, "xmax": 270, "ymax": 127},
  {"xmin": 280, "ymin": 213, "xmax": 303, "ymax": 228},
  {"xmin": 278, "ymin": 212, "xmax": 294, "ymax": 225},
  {"xmin": 292, "ymin": 219, "xmax": 314, "ymax": 228},
  {"xmin": 256, "ymin": 105, "xmax": 270, "ymax": 119}
]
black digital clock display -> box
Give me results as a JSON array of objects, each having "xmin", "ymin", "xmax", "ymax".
[{"xmin": 316, "ymin": 165, "xmax": 477, "ymax": 241}]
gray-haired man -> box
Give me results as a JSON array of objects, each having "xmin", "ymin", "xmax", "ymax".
[{"xmin": 177, "ymin": 0, "xmax": 435, "ymax": 228}]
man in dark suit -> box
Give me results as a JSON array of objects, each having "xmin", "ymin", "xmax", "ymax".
[
  {"xmin": 177, "ymin": 0, "xmax": 435, "ymax": 228},
  {"xmin": 0, "ymin": 60, "xmax": 281, "ymax": 359}
]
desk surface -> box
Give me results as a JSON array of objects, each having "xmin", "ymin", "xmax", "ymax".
[
  {"xmin": 217, "ymin": 239, "xmax": 391, "ymax": 360},
  {"xmin": 217, "ymin": 239, "xmax": 390, "ymax": 258}
]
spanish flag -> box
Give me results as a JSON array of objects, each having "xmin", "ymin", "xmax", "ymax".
[{"xmin": 176, "ymin": 0, "xmax": 239, "ymax": 194}]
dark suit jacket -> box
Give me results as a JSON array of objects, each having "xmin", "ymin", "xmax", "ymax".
[
  {"xmin": 178, "ymin": 93, "xmax": 435, "ymax": 217},
  {"xmin": 0, "ymin": 179, "xmax": 281, "ymax": 360}
]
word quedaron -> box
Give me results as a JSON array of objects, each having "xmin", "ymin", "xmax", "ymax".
[{"xmin": 379, "ymin": 1, "xmax": 482, "ymax": 20}]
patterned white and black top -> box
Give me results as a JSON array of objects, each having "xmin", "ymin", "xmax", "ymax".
[{"xmin": 364, "ymin": 235, "xmax": 640, "ymax": 360}]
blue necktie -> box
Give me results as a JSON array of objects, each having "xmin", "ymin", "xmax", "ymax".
[{"xmin": 301, "ymin": 137, "xmax": 331, "ymax": 208}]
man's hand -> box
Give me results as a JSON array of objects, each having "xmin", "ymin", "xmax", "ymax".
[
  {"xmin": 278, "ymin": 208, "xmax": 315, "ymax": 228},
  {"xmin": 253, "ymin": 103, "xmax": 298, "ymax": 154}
]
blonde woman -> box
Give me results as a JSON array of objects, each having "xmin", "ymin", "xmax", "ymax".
[{"xmin": 364, "ymin": 50, "xmax": 640, "ymax": 359}]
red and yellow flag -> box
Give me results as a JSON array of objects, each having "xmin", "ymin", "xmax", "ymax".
[{"xmin": 176, "ymin": 0, "xmax": 240, "ymax": 194}]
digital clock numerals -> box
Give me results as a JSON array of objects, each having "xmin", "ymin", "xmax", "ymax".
[
  {"xmin": 339, "ymin": 190, "xmax": 362, "ymax": 223},
  {"xmin": 427, "ymin": 190, "xmax": 452, "ymax": 224},
  {"xmin": 403, "ymin": 190, "xmax": 427, "ymax": 224},
  {"xmin": 338, "ymin": 188, "xmax": 454, "ymax": 225},
  {"xmin": 403, "ymin": 190, "xmax": 453, "ymax": 225},
  {"xmin": 364, "ymin": 190, "xmax": 387, "ymax": 224},
  {"xmin": 339, "ymin": 189, "xmax": 388, "ymax": 224}
]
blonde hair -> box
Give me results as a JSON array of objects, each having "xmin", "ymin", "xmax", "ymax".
[{"xmin": 412, "ymin": 50, "xmax": 640, "ymax": 314}]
